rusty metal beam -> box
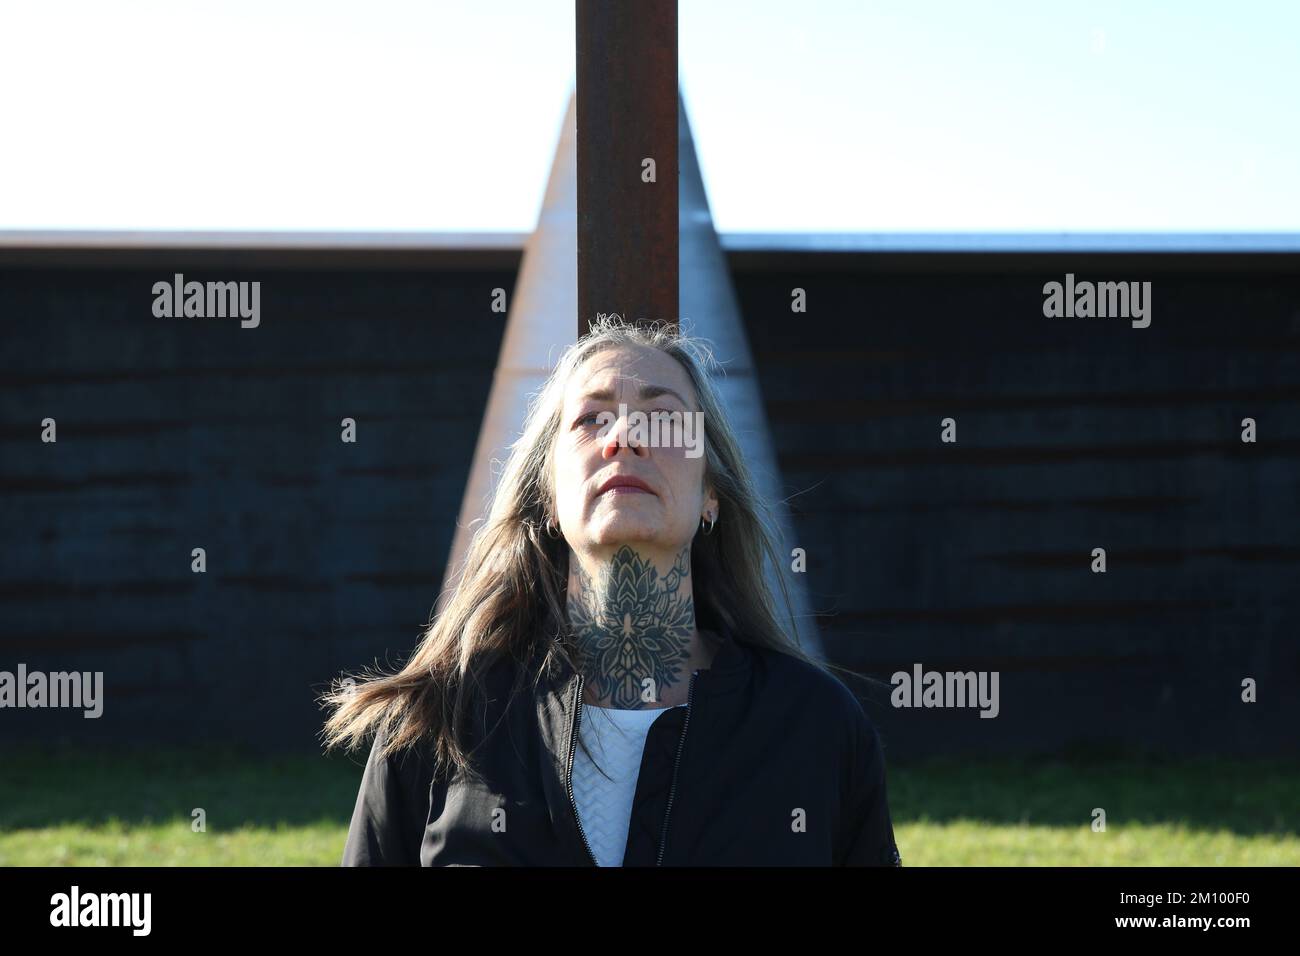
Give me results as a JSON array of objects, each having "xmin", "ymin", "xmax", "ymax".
[{"xmin": 576, "ymin": 0, "xmax": 678, "ymax": 336}]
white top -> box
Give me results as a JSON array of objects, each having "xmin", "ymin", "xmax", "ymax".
[{"xmin": 572, "ymin": 701, "xmax": 687, "ymax": 866}]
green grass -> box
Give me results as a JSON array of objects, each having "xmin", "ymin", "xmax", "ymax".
[
  {"xmin": 1, "ymin": 745, "xmax": 1296, "ymax": 865},
  {"xmin": 887, "ymin": 753, "xmax": 1300, "ymax": 865},
  {"xmin": 0, "ymin": 744, "xmax": 365, "ymax": 866}
]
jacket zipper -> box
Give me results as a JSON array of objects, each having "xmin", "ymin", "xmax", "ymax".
[
  {"xmin": 565, "ymin": 674, "xmax": 598, "ymax": 866},
  {"xmin": 656, "ymin": 669, "xmax": 699, "ymax": 866}
]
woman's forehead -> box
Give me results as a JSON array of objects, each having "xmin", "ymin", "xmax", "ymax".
[{"xmin": 567, "ymin": 345, "xmax": 694, "ymax": 400}]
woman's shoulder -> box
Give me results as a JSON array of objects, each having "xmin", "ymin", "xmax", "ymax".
[
  {"xmin": 749, "ymin": 642, "xmax": 877, "ymax": 728},
  {"xmin": 365, "ymin": 651, "xmax": 529, "ymax": 766}
]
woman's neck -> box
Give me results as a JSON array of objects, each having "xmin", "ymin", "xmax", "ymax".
[{"xmin": 566, "ymin": 544, "xmax": 712, "ymax": 709}]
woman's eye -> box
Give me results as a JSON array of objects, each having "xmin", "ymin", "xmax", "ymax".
[{"xmin": 575, "ymin": 408, "xmax": 681, "ymax": 427}]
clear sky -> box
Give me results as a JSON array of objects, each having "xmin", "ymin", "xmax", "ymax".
[{"xmin": 0, "ymin": 0, "xmax": 1296, "ymax": 233}]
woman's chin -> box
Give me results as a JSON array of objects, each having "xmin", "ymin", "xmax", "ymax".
[{"xmin": 586, "ymin": 518, "xmax": 663, "ymax": 549}]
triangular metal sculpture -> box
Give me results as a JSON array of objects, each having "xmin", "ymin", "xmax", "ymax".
[
  {"xmin": 676, "ymin": 91, "xmax": 823, "ymax": 658},
  {"xmin": 437, "ymin": 93, "xmax": 579, "ymax": 617},
  {"xmin": 438, "ymin": 89, "xmax": 823, "ymax": 660}
]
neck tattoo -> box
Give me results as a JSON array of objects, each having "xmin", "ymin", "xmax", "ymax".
[{"xmin": 567, "ymin": 544, "xmax": 696, "ymax": 709}]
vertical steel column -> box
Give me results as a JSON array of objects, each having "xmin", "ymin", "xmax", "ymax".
[{"xmin": 576, "ymin": 0, "xmax": 678, "ymax": 336}]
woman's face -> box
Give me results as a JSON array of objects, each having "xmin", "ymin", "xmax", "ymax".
[{"xmin": 551, "ymin": 343, "xmax": 718, "ymax": 562}]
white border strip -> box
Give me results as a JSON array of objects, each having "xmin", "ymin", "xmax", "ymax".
[
  {"xmin": 0, "ymin": 230, "xmax": 531, "ymax": 250},
  {"xmin": 0, "ymin": 230, "xmax": 1296, "ymax": 253},
  {"xmin": 720, "ymin": 232, "xmax": 1300, "ymax": 253}
]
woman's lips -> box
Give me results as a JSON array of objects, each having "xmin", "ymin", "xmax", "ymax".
[
  {"xmin": 594, "ymin": 474, "xmax": 656, "ymax": 497},
  {"xmin": 601, "ymin": 485, "xmax": 652, "ymax": 496}
]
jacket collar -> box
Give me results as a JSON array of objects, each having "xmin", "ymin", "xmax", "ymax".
[
  {"xmin": 527, "ymin": 620, "xmax": 752, "ymax": 851},
  {"xmin": 528, "ymin": 619, "xmax": 753, "ymax": 709},
  {"xmin": 695, "ymin": 622, "xmax": 751, "ymax": 693},
  {"xmin": 549, "ymin": 622, "xmax": 752, "ymax": 691}
]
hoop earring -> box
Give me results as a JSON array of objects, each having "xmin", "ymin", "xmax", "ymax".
[
  {"xmin": 545, "ymin": 518, "xmax": 562, "ymax": 540},
  {"xmin": 701, "ymin": 514, "xmax": 716, "ymax": 536}
]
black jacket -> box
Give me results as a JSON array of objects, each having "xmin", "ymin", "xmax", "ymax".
[{"xmin": 341, "ymin": 626, "xmax": 902, "ymax": 866}]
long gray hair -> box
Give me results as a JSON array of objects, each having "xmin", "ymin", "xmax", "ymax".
[{"xmin": 320, "ymin": 316, "xmax": 841, "ymax": 775}]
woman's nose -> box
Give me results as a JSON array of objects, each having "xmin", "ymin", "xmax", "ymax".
[{"xmin": 601, "ymin": 413, "xmax": 648, "ymax": 457}]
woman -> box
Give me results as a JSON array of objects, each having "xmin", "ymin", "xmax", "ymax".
[{"xmin": 322, "ymin": 316, "xmax": 901, "ymax": 866}]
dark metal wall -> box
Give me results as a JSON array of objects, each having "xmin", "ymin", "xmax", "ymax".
[
  {"xmin": 1, "ymin": 264, "xmax": 512, "ymax": 753},
  {"xmin": 2, "ymin": 251, "xmax": 1295, "ymax": 756},
  {"xmin": 735, "ymin": 252, "xmax": 1299, "ymax": 759}
]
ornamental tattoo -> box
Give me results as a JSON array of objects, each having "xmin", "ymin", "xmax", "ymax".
[{"xmin": 568, "ymin": 545, "xmax": 695, "ymax": 709}]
